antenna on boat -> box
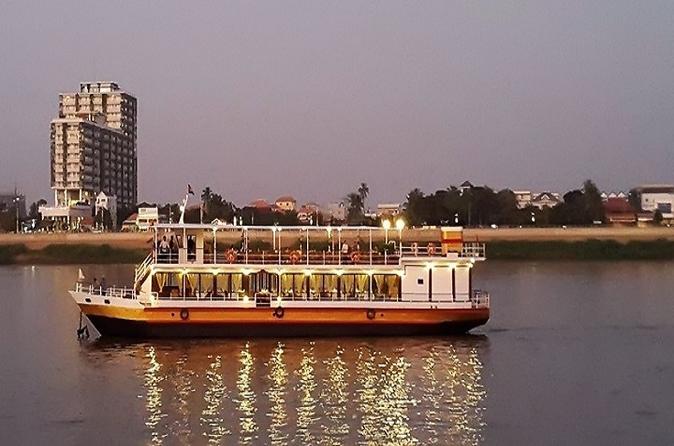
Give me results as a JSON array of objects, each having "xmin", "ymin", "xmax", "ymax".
[{"xmin": 179, "ymin": 184, "xmax": 195, "ymax": 224}]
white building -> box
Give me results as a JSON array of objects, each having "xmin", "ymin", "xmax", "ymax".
[
  {"xmin": 376, "ymin": 203, "xmax": 402, "ymax": 217},
  {"xmin": 274, "ymin": 196, "xmax": 296, "ymax": 212},
  {"xmin": 512, "ymin": 190, "xmax": 532, "ymax": 209},
  {"xmin": 326, "ymin": 202, "xmax": 346, "ymax": 222},
  {"xmin": 531, "ymin": 192, "xmax": 561, "ymax": 209},
  {"xmin": 639, "ymin": 185, "xmax": 674, "ymax": 219},
  {"xmin": 137, "ymin": 207, "xmax": 159, "ymax": 231},
  {"xmin": 43, "ymin": 81, "xmax": 137, "ymax": 229}
]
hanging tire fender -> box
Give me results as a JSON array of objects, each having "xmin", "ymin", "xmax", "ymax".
[{"xmin": 366, "ymin": 308, "xmax": 376, "ymax": 320}]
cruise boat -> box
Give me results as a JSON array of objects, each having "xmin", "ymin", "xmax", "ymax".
[{"xmin": 70, "ymin": 223, "xmax": 490, "ymax": 338}]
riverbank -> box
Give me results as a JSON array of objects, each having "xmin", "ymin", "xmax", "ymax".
[
  {"xmin": 0, "ymin": 244, "xmax": 146, "ymax": 265},
  {"xmin": 1, "ymin": 238, "xmax": 673, "ymax": 264},
  {"xmin": 1, "ymin": 226, "xmax": 673, "ymax": 251}
]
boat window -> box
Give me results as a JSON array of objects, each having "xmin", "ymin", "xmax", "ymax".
[{"xmin": 373, "ymin": 274, "xmax": 401, "ymax": 300}]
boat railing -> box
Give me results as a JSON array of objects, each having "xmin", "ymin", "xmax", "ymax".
[
  {"xmin": 149, "ymin": 243, "xmax": 485, "ymax": 268},
  {"xmin": 399, "ymin": 242, "xmax": 485, "ymax": 258},
  {"xmin": 76, "ymin": 282, "xmax": 137, "ymax": 299},
  {"xmin": 154, "ymin": 250, "xmax": 402, "ymax": 266},
  {"xmin": 134, "ymin": 252, "xmax": 155, "ymax": 284},
  {"xmin": 471, "ymin": 290, "xmax": 490, "ymax": 308}
]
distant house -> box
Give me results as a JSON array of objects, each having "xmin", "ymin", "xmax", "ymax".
[
  {"xmin": 121, "ymin": 213, "xmax": 138, "ymax": 231},
  {"xmin": 275, "ymin": 196, "xmax": 296, "ymax": 212},
  {"xmin": 249, "ymin": 199, "xmax": 271, "ymax": 210},
  {"xmin": 121, "ymin": 207, "xmax": 159, "ymax": 232},
  {"xmin": 326, "ymin": 202, "xmax": 346, "ymax": 222},
  {"xmin": 296, "ymin": 202, "xmax": 321, "ymax": 224},
  {"xmin": 639, "ymin": 184, "xmax": 674, "ymax": 220},
  {"xmin": 604, "ymin": 198, "xmax": 636, "ymax": 225},
  {"xmin": 512, "ymin": 190, "xmax": 532, "ymax": 209},
  {"xmin": 376, "ymin": 203, "xmax": 402, "ymax": 218},
  {"xmin": 458, "ymin": 181, "xmax": 474, "ymax": 195},
  {"xmin": 531, "ymin": 192, "xmax": 561, "ymax": 209},
  {"xmin": 137, "ymin": 207, "xmax": 159, "ymax": 230}
]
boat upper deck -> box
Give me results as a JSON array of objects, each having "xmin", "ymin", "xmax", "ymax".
[{"xmin": 144, "ymin": 223, "xmax": 485, "ymax": 268}]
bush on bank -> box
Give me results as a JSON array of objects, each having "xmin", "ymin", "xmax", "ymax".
[
  {"xmin": 487, "ymin": 239, "xmax": 674, "ymax": 260},
  {"xmin": 0, "ymin": 239, "xmax": 673, "ymax": 264},
  {"xmin": 0, "ymin": 244, "xmax": 28, "ymax": 264}
]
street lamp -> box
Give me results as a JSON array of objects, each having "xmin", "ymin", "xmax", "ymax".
[
  {"xmin": 382, "ymin": 219, "xmax": 391, "ymax": 244},
  {"xmin": 395, "ymin": 218, "xmax": 405, "ymax": 254},
  {"xmin": 14, "ymin": 196, "xmax": 20, "ymax": 233},
  {"xmin": 454, "ymin": 212, "xmax": 459, "ymax": 225},
  {"xmin": 531, "ymin": 211, "xmax": 536, "ymax": 225}
]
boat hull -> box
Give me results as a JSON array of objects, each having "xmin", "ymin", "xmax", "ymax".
[{"xmin": 80, "ymin": 305, "xmax": 489, "ymax": 339}]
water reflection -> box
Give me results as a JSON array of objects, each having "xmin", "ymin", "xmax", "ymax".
[{"xmin": 119, "ymin": 337, "xmax": 488, "ymax": 445}]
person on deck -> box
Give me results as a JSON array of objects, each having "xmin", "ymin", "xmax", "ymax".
[
  {"xmin": 169, "ymin": 235, "xmax": 177, "ymax": 263},
  {"xmin": 159, "ymin": 236, "xmax": 170, "ymax": 263}
]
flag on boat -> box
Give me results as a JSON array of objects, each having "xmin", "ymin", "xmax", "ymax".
[
  {"xmin": 187, "ymin": 184, "xmax": 195, "ymax": 195},
  {"xmin": 78, "ymin": 268, "xmax": 85, "ymax": 282}
]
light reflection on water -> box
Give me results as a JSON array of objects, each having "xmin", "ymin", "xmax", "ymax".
[{"xmin": 121, "ymin": 338, "xmax": 488, "ymax": 445}]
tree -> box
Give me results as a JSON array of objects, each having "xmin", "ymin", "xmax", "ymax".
[
  {"xmin": 582, "ymin": 179, "xmax": 605, "ymax": 223},
  {"xmin": 358, "ymin": 183, "xmax": 369, "ymax": 209},
  {"xmin": 201, "ymin": 186, "xmax": 213, "ymax": 216},
  {"xmin": 345, "ymin": 192, "xmax": 364, "ymax": 225},
  {"xmin": 28, "ymin": 199, "xmax": 47, "ymax": 220},
  {"xmin": 404, "ymin": 188, "xmax": 427, "ymax": 226},
  {"xmin": 628, "ymin": 188, "xmax": 641, "ymax": 212}
]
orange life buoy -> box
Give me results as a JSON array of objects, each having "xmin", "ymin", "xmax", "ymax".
[
  {"xmin": 351, "ymin": 251, "xmax": 361, "ymax": 264},
  {"xmin": 180, "ymin": 308, "xmax": 189, "ymax": 320},
  {"xmin": 289, "ymin": 250, "xmax": 302, "ymax": 264},
  {"xmin": 226, "ymin": 249, "xmax": 238, "ymax": 263}
]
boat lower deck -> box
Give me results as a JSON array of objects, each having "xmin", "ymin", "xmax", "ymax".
[{"xmin": 79, "ymin": 304, "xmax": 489, "ymax": 338}]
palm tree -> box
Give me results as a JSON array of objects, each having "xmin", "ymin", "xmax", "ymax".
[
  {"xmin": 201, "ymin": 187, "xmax": 212, "ymax": 221},
  {"xmin": 358, "ymin": 182, "xmax": 369, "ymax": 215},
  {"xmin": 358, "ymin": 183, "xmax": 369, "ymax": 201}
]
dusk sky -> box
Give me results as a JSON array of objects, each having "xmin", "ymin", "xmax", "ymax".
[{"xmin": 1, "ymin": 1, "xmax": 673, "ymax": 206}]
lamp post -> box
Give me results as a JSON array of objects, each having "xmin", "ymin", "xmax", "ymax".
[
  {"xmin": 382, "ymin": 219, "xmax": 391, "ymax": 244},
  {"xmin": 395, "ymin": 218, "xmax": 405, "ymax": 255},
  {"xmin": 531, "ymin": 211, "xmax": 536, "ymax": 225},
  {"xmin": 454, "ymin": 212, "xmax": 459, "ymax": 225},
  {"xmin": 14, "ymin": 196, "xmax": 20, "ymax": 233}
]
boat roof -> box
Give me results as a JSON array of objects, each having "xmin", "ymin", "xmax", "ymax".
[{"xmin": 154, "ymin": 223, "xmax": 397, "ymax": 232}]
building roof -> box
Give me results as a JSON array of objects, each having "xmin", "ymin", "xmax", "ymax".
[
  {"xmin": 123, "ymin": 213, "xmax": 138, "ymax": 224},
  {"xmin": 533, "ymin": 192, "xmax": 560, "ymax": 202},
  {"xmin": 249, "ymin": 199, "xmax": 270, "ymax": 209},
  {"xmin": 275, "ymin": 195, "xmax": 296, "ymax": 203},
  {"xmin": 459, "ymin": 181, "xmax": 474, "ymax": 188},
  {"xmin": 639, "ymin": 185, "xmax": 674, "ymax": 194}
]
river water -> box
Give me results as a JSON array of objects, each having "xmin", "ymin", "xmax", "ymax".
[{"xmin": 1, "ymin": 262, "xmax": 673, "ymax": 445}]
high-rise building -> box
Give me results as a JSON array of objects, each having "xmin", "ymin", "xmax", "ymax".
[{"xmin": 50, "ymin": 81, "xmax": 137, "ymax": 209}]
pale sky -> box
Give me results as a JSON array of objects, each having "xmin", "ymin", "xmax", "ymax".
[{"xmin": 1, "ymin": 1, "xmax": 673, "ymax": 206}]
